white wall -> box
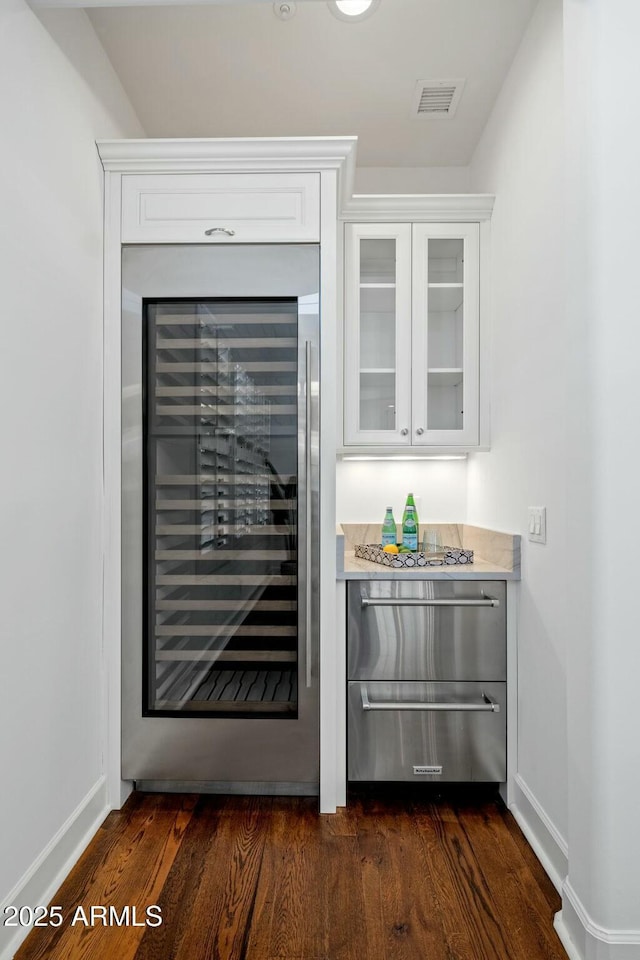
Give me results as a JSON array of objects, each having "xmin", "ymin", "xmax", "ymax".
[
  {"xmin": 336, "ymin": 459, "xmax": 468, "ymax": 524},
  {"xmin": 466, "ymin": 0, "xmax": 568, "ymax": 846},
  {"xmin": 558, "ymin": 1, "xmax": 640, "ymax": 953},
  {"xmin": 0, "ymin": 1, "xmax": 143, "ymax": 950},
  {"xmin": 354, "ymin": 165, "xmax": 471, "ymax": 195}
]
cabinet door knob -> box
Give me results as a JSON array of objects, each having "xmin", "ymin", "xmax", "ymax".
[
  {"xmin": 400, "ymin": 428, "xmax": 408, "ymax": 436},
  {"xmin": 416, "ymin": 427, "xmax": 424, "ymax": 435},
  {"xmin": 204, "ymin": 227, "xmax": 236, "ymax": 237}
]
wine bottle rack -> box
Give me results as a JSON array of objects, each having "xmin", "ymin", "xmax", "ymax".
[{"xmin": 145, "ymin": 299, "xmax": 300, "ymax": 718}]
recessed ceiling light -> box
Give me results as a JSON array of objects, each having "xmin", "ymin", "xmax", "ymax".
[{"xmin": 327, "ymin": 0, "xmax": 381, "ymax": 22}]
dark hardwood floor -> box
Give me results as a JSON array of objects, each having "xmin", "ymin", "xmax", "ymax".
[{"xmin": 15, "ymin": 786, "xmax": 566, "ymax": 960}]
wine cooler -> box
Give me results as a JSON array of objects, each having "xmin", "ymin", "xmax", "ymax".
[{"xmin": 121, "ymin": 244, "xmax": 320, "ymax": 792}]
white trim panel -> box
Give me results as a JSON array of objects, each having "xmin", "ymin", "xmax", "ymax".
[
  {"xmin": 318, "ymin": 169, "xmax": 341, "ymax": 813},
  {"xmin": 341, "ymin": 194, "xmax": 495, "ymax": 222},
  {"xmin": 102, "ymin": 170, "xmax": 132, "ymax": 810},
  {"xmin": 0, "ymin": 778, "xmax": 108, "ymax": 960},
  {"xmin": 330, "ymin": 580, "xmax": 347, "ymax": 809}
]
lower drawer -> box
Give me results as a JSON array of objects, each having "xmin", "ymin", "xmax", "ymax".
[{"xmin": 347, "ymin": 681, "xmax": 506, "ymax": 783}]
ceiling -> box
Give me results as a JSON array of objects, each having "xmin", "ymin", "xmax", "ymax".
[{"xmin": 87, "ymin": 0, "xmax": 537, "ymax": 168}]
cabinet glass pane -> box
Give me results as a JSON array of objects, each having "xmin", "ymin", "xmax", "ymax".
[
  {"xmin": 145, "ymin": 299, "xmax": 299, "ymax": 718},
  {"xmin": 359, "ymin": 238, "xmax": 397, "ymax": 431},
  {"xmin": 427, "ymin": 239, "xmax": 464, "ymax": 430},
  {"xmin": 360, "ymin": 371, "xmax": 396, "ymax": 430}
]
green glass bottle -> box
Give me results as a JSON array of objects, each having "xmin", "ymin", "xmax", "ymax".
[
  {"xmin": 381, "ymin": 507, "xmax": 397, "ymax": 546},
  {"xmin": 402, "ymin": 493, "xmax": 419, "ymax": 531},
  {"xmin": 402, "ymin": 505, "xmax": 418, "ymax": 552}
]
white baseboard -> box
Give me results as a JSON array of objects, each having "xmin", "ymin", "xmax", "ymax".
[
  {"xmin": 0, "ymin": 776, "xmax": 109, "ymax": 960},
  {"xmin": 508, "ymin": 773, "xmax": 568, "ymax": 894},
  {"xmin": 554, "ymin": 880, "xmax": 640, "ymax": 960}
]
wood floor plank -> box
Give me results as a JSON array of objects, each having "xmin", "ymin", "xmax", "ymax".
[
  {"xmin": 247, "ymin": 798, "xmax": 329, "ymax": 959},
  {"xmin": 410, "ymin": 797, "xmax": 514, "ymax": 960},
  {"xmin": 453, "ymin": 801, "xmax": 566, "ymax": 960},
  {"xmin": 318, "ymin": 806, "xmax": 358, "ymax": 839},
  {"xmin": 354, "ymin": 795, "xmax": 452, "ymax": 960},
  {"xmin": 15, "ymin": 794, "xmax": 197, "ymax": 960},
  {"xmin": 133, "ymin": 795, "xmax": 270, "ymax": 960}
]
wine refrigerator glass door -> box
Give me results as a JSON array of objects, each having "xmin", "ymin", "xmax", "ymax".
[{"xmin": 121, "ymin": 244, "xmax": 319, "ymax": 791}]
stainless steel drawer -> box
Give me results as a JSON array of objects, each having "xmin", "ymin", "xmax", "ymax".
[
  {"xmin": 348, "ymin": 681, "xmax": 506, "ymax": 782},
  {"xmin": 348, "ymin": 580, "xmax": 506, "ymax": 682}
]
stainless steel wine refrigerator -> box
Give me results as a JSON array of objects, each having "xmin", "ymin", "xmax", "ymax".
[{"xmin": 121, "ymin": 244, "xmax": 320, "ymax": 793}]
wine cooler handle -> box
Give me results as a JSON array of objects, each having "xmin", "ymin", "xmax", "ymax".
[{"xmin": 305, "ymin": 340, "xmax": 313, "ymax": 689}]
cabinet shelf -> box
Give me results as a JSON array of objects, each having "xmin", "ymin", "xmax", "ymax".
[
  {"xmin": 359, "ymin": 282, "xmax": 396, "ymax": 289},
  {"xmin": 428, "ymin": 285, "xmax": 464, "ymax": 312},
  {"xmin": 155, "ymin": 474, "xmax": 277, "ymax": 485},
  {"xmin": 156, "ymin": 523, "xmax": 293, "ymax": 534},
  {"xmin": 360, "ymin": 367, "xmax": 395, "ymax": 374},
  {"xmin": 154, "ymin": 667, "xmax": 296, "ymax": 715},
  {"xmin": 155, "ymin": 650, "xmax": 296, "ymax": 662},
  {"xmin": 155, "ymin": 498, "xmax": 294, "ymax": 510},
  {"xmin": 428, "ymin": 368, "xmax": 464, "ymax": 387}
]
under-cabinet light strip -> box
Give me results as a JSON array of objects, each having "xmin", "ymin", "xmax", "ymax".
[{"xmin": 341, "ymin": 455, "xmax": 467, "ymax": 461}]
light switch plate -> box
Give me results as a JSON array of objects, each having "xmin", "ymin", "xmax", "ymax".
[{"xmin": 528, "ymin": 506, "xmax": 546, "ymax": 544}]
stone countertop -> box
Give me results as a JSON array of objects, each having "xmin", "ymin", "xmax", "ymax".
[{"xmin": 336, "ymin": 523, "xmax": 520, "ymax": 581}]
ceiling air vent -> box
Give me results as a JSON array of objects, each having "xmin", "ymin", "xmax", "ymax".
[{"xmin": 412, "ymin": 79, "xmax": 466, "ymax": 120}]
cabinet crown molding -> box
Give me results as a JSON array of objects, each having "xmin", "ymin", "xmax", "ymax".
[
  {"xmin": 96, "ymin": 136, "xmax": 357, "ymax": 210},
  {"xmin": 340, "ymin": 194, "xmax": 495, "ymax": 221}
]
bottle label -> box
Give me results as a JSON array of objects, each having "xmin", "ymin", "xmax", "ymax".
[
  {"xmin": 381, "ymin": 532, "xmax": 396, "ymax": 546},
  {"xmin": 402, "ymin": 533, "xmax": 418, "ymax": 551}
]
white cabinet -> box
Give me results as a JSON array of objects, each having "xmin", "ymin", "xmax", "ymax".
[
  {"xmin": 343, "ymin": 213, "xmax": 487, "ymax": 452},
  {"xmin": 121, "ymin": 172, "xmax": 320, "ymax": 243}
]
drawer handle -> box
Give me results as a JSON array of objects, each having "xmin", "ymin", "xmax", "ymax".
[
  {"xmin": 360, "ymin": 685, "xmax": 500, "ymax": 713},
  {"xmin": 204, "ymin": 227, "xmax": 236, "ymax": 237},
  {"xmin": 360, "ymin": 597, "xmax": 499, "ymax": 609}
]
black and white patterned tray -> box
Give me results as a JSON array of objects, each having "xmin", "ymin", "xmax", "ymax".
[{"xmin": 354, "ymin": 543, "xmax": 474, "ymax": 568}]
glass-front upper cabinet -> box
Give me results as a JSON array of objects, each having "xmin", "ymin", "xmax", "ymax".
[
  {"xmin": 344, "ymin": 223, "xmax": 412, "ymax": 444},
  {"xmin": 412, "ymin": 223, "xmax": 480, "ymax": 446},
  {"xmin": 343, "ymin": 220, "xmax": 480, "ymax": 449}
]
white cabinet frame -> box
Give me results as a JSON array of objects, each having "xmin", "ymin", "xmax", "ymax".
[{"xmin": 97, "ymin": 137, "xmax": 357, "ymax": 815}]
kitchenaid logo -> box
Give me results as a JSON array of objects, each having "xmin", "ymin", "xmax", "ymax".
[{"xmin": 413, "ymin": 765, "xmax": 443, "ymax": 775}]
